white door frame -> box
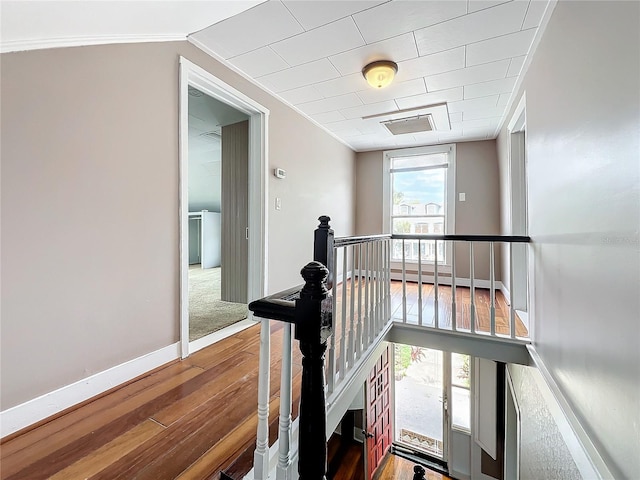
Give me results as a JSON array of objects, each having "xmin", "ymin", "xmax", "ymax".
[
  {"xmin": 507, "ymin": 94, "xmax": 532, "ymax": 334},
  {"xmin": 179, "ymin": 57, "xmax": 269, "ymax": 358}
]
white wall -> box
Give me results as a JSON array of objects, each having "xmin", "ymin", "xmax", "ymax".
[{"xmin": 497, "ymin": 2, "xmax": 640, "ymax": 478}]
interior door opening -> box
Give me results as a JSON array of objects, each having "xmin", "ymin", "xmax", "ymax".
[{"xmin": 179, "ymin": 57, "xmax": 268, "ymax": 358}]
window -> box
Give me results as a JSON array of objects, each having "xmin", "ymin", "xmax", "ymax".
[
  {"xmin": 451, "ymin": 353, "xmax": 471, "ymax": 431},
  {"xmin": 384, "ymin": 145, "xmax": 456, "ymax": 264}
]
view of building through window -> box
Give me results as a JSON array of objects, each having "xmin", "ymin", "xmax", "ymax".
[{"xmin": 390, "ymin": 152, "xmax": 449, "ymax": 262}]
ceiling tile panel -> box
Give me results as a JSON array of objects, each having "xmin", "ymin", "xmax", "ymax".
[
  {"xmin": 467, "ymin": 0, "xmax": 512, "ymax": 14},
  {"xmin": 425, "ymin": 59, "xmax": 510, "ymax": 91},
  {"xmin": 448, "ymin": 95, "xmax": 500, "ymax": 113},
  {"xmin": 522, "ymin": 0, "xmax": 548, "ymax": 29},
  {"xmin": 507, "ymin": 55, "xmax": 527, "ymax": 77},
  {"xmin": 339, "ymin": 100, "xmax": 399, "ymax": 120},
  {"xmin": 357, "ymin": 78, "xmax": 426, "ymax": 104},
  {"xmin": 329, "ymin": 33, "xmax": 419, "ymax": 76},
  {"xmin": 228, "ymin": 46, "xmax": 290, "ymax": 77},
  {"xmin": 466, "ymin": 28, "xmax": 536, "ymax": 66},
  {"xmin": 191, "ymin": 1, "xmax": 303, "ymax": 58},
  {"xmin": 310, "ymin": 111, "xmax": 346, "ymax": 124},
  {"xmin": 449, "ymin": 112, "xmax": 463, "ymax": 123},
  {"xmin": 414, "ymin": 1, "xmax": 529, "ymax": 56},
  {"xmin": 278, "ymin": 84, "xmax": 324, "ymax": 104},
  {"xmin": 395, "ymin": 87, "xmax": 464, "ymax": 110},
  {"xmin": 464, "ymin": 76, "xmax": 517, "ymax": 99},
  {"xmin": 270, "ymin": 17, "xmax": 365, "ymax": 66},
  {"xmin": 396, "ymin": 47, "xmax": 465, "ymax": 82},
  {"xmin": 298, "ymin": 93, "xmax": 363, "ymax": 115},
  {"xmin": 463, "ymin": 108, "xmax": 505, "ymax": 120},
  {"xmin": 258, "ymin": 58, "xmax": 340, "ymax": 92},
  {"xmin": 282, "ymin": 0, "xmax": 386, "ymax": 30},
  {"xmin": 353, "ymin": 0, "xmax": 467, "ymax": 44},
  {"xmin": 314, "ymin": 73, "xmax": 368, "ymax": 98}
]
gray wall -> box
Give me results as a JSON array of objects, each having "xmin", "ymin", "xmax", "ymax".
[
  {"xmin": 355, "ymin": 140, "xmax": 502, "ymax": 280},
  {"xmin": 0, "ymin": 41, "xmax": 356, "ymax": 409},
  {"xmin": 496, "ymin": 2, "xmax": 640, "ymax": 478}
]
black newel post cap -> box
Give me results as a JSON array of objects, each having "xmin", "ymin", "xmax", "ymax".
[{"xmin": 295, "ymin": 261, "xmax": 333, "ymax": 344}]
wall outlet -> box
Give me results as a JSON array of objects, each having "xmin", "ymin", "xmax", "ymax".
[
  {"xmin": 275, "ymin": 197, "xmax": 282, "ymax": 210},
  {"xmin": 459, "ymin": 192, "xmax": 466, "ymax": 202}
]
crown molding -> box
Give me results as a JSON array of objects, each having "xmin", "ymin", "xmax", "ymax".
[{"xmin": 1, "ymin": 34, "xmax": 186, "ymax": 54}]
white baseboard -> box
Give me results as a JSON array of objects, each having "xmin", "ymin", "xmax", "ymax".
[
  {"xmin": 188, "ymin": 317, "xmax": 255, "ymax": 355},
  {"xmin": 500, "ymin": 283, "xmax": 511, "ymax": 304},
  {"xmin": 390, "ymin": 271, "xmax": 505, "ymax": 291},
  {"xmin": 0, "ymin": 342, "xmax": 181, "ymax": 438}
]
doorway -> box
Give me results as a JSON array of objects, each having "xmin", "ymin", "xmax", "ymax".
[
  {"xmin": 393, "ymin": 345, "xmax": 472, "ymax": 474},
  {"xmin": 179, "ymin": 58, "xmax": 268, "ymax": 357}
]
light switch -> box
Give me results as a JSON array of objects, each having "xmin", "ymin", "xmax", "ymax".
[
  {"xmin": 275, "ymin": 197, "xmax": 282, "ymax": 210},
  {"xmin": 459, "ymin": 192, "xmax": 466, "ymax": 202}
]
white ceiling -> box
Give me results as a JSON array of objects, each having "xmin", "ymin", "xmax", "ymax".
[
  {"xmin": 191, "ymin": 0, "xmax": 550, "ymax": 151},
  {"xmin": 1, "ymin": 0, "xmax": 551, "ymax": 152}
]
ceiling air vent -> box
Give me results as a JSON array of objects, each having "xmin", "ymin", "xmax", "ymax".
[
  {"xmin": 382, "ymin": 115, "xmax": 434, "ymax": 135},
  {"xmin": 363, "ymin": 102, "xmax": 450, "ymax": 134}
]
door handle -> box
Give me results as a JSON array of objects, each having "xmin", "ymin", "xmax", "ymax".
[{"xmin": 362, "ymin": 430, "xmax": 374, "ymax": 439}]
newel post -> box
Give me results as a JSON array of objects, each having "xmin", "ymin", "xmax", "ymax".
[{"xmin": 295, "ymin": 261, "xmax": 332, "ymax": 480}]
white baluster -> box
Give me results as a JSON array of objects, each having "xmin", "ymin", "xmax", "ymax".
[
  {"xmin": 490, "ymin": 242, "xmax": 496, "ymax": 336},
  {"xmin": 402, "ymin": 239, "xmax": 407, "ymax": 323},
  {"xmin": 363, "ymin": 242, "xmax": 370, "ymax": 348},
  {"xmin": 418, "ymin": 239, "xmax": 423, "ymax": 326},
  {"xmin": 356, "ymin": 243, "xmax": 363, "ymax": 359},
  {"xmin": 387, "ymin": 239, "xmax": 392, "ymax": 325},
  {"xmin": 348, "ymin": 244, "xmax": 356, "ymax": 369},
  {"xmin": 470, "ymin": 243, "xmax": 476, "ymax": 334},
  {"xmin": 327, "ymin": 251, "xmax": 338, "ymax": 393},
  {"xmin": 509, "ymin": 242, "xmax": 516, "ymax": 338},
  {"xmin": 254, "ymin": 318, "xmax": 271, "ymax": 480},
  {"xmin": 340, "ymin": 246, "xmax": 348, "ymax": 378},
  {"xmin": 276, "ymin": 323, "xmax": 293, "ymax": 480},
  {"xmin": 451, "ymin": 241, "xmax": 457, "ymax": 331},
  {"xmin": 434, "ymin": 239, "xmax": 439, "ymax": 329}
]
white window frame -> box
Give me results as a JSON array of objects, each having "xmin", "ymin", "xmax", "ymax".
[{"xmin": 383, "ymin": 144, "xmax": 456, "ymax": 270}]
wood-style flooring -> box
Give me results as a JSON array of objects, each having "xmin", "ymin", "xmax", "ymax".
[
  {"xmin": 334, "ymin": 279, "xmax": 528, "ymax": 339},
  {"xmin": 0, "ymin": 322, "xmax": 301, "ymax": 480},
  {"xmin": 373, "ymin": 453, "xmax": 453, "ymax": 480},
  {"xmin": 1, "ymin": 279, "xmax": 524, "ymax": 480}
]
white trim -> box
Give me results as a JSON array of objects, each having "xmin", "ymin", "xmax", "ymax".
[
  {"xmin": 527, "ymin": 346, "xmax": 614, "ymax": 479},
  {"xmin": 179, "ymin": 57, "xmax": 269, "ymax": 359},
  {"xmin": 504, "ymin": 366, "xmax": 521, "ymax": 480},
  {"xmin": 492, "ymin": 0, "xmax": 558, "ymax": 138},
  {"xmin": 188, "ymin": 318, "xmax": 256, "ymax": 355},
  {"xmin": 499, "ymin": 282, "xmax": 511, "ymax": 304},
  {"xmin": 0, "ymin": 342, "xmax": 180, "ymax": 438},
  {"xmin": 0, "ymin": 34, "xmax": 186, "ymax": 53},
  {"xmin": 391, "ymin": 272, "xmax": 505, "ymax": 291}
]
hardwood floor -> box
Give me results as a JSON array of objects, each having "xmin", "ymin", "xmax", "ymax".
[
  {"xmin": 1, "ymin": 279, "xmax": 524, "ymax": 480},
  {"xmin": 373, "ymin": 453, "xmax": 453, "ymax": 480},
  {"xmin": 0, "ymin": 322, "xmax": 301, "ymax": 480},
  {"xmin": 334, "ymin": 279, "xmax": 528, "ymax": 339}
]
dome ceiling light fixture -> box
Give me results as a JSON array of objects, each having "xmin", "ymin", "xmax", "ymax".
[{"xmin": 362, "ymin": 60, "xmax": 398, "ymax": 89}]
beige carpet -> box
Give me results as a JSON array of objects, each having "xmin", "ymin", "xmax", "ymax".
[{"xmin": 189, "ymin": 265, "xmax": 248, "ymax": 341}]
